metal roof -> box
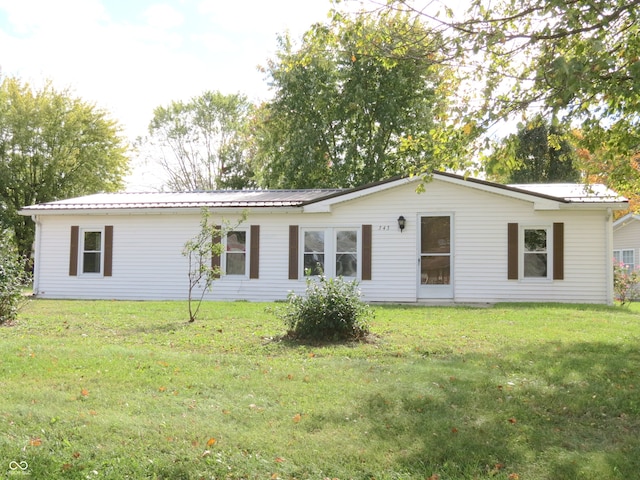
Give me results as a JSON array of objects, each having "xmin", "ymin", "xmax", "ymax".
[
  {"xmin": 18, "ymin": 172, "xmax": 627, "ymax": 214},
  {"xmin": 20, "ymin": 189, "xmax": 343, "ymax": 211},
  {"xmin": 508, "ymin": 183, "xmax": 627, "ymax": 203}
]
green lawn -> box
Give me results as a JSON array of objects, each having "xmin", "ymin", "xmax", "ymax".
[{"xmin": 1, "ymin": 300, "xmax": 639, "ymax": 479}]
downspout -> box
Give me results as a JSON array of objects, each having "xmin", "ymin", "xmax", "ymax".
[
  {"xmin": 605, "ymin": 208, "xmax": 613, "ymax": 305},
  {"xmin": 31, "ymin": 215, "xmax": 41, "ymax": 296}
]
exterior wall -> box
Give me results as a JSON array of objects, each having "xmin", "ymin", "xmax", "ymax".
[
  {"xmin": 613, "ymin": 217, "xmax": 640, "ymax": 268},
  {"xmin": 328, "ymin": 180, "xmax": 611, "ymax": 304},
  {"xmin": 32, "ymin": 178, "xmax": 613, "ymax": 303}
]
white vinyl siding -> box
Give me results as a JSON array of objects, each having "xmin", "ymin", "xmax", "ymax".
[{"xmin": 31, "ymin": 177, "xmax": 615, "ymax": 304}]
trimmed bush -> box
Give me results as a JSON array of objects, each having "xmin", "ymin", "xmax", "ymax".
[
  {"xmin": 0, "ymin": 230, "xmax": 31, "ymax": 324},
  {"xmin": 278, "ymin": 274, "xmax": 373, "ymax": 342}
]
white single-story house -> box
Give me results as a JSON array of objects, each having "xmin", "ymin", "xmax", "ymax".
[
  {"xmin": 19, "ymin": 172, "xmax": 628, "ymax": 304},
  {"xmin": 613, "ymin": 213, "xmax": 640, "ymax": 269}
]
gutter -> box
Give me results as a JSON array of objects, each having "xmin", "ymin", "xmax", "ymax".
[
  {"xmin": 18, "ymin": 206, "xmax": 306, "ymax": 216},
  {"xmin": 31, "ymin": 215, "xmax": 41, "ymax": 295},
  {"xmin": 606, "ymin": 208, "xmax": 614, "ymax": 305}
]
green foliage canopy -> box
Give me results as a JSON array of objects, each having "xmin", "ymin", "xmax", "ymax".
[
  {"xmin": 0, "ymin": 77, "xmax": 129, "ymax": 258},
  {"xmin": 143, "ymin": 91, "xmax": 256, "ymax": 191},
  {"xmin": 0, "ymin": 228, "xmax": 31, "ymax": 324},
  {"xmin": 374, "ymin": 0, "xmax": 640, "ymax": 195},
  {"xmin": 254, "ymin": 10, "xmax": 466, "ymax": 189},
  {"xmin": 484, "ymin": 116, "xmax": 580, "ymax": 184}
]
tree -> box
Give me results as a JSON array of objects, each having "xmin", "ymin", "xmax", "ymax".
[
  {"xmin": 0, "ymin": 77, "xmax": 129, "ymax": 259},
  {"xmin": 484, "ymin": 116, "xmax": 581, "ymax": 184},
  {"xmin": 143, "ymin": 91, "xmax": 256, "ymax": 192},
  {"xmin": 182, "ymin": 209, "xmax": 222, "ymax": 323},
  {"xmin": 368, "ymin": 0, "xmax": 640, "ymax": 194},
  {"xmin": 182, "ymin": 208, "xmax": 246, "ymax": 322},
  {"xmin": 254, "ymin": 10, "xmax": 466, "ymax": 189},
  {"xmin": 0, "ymin": 228, "xmax": 31, "ymax": 324}
]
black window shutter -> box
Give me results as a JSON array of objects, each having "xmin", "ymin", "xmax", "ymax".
[
  {"xmin": 553, "ymin": 222, "xmax": 564, "ymax": 280},
  {"xmin": 362, "ymin": 225, "xmax": 372, "ymax": 280},
  {"xmin": 288, "ymin": 225, "xmax": 299, "ymax": 280},
  {"xmin": 69, "ymin": 226, "xmax": 79, "ymax": 276},
  {"xmin": 250, "ymin": 225, "xmax": 260, "ymax": 279},
  {"xmin": 104, "ymin": 226, "xmax": 113, "ymax": 277},
  {"xmin": 507, "ymin": 223, "xmax": 518, "ymax": 280}
]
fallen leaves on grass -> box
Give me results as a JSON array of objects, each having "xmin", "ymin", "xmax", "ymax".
[{"xmin": 29, "ymin": 437, "xmax": 42, "ymax": 447}]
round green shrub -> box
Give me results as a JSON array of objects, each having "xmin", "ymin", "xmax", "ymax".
[{"xmin": 278, "ymin": 274, "xmax": 373, "ymax": 342}]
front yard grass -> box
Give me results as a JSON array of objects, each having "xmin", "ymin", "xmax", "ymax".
[{"xmin": 1, "ymin": 300, "xmax": 639, "ymax": 479}]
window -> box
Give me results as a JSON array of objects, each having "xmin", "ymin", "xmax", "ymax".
[
  {"xmin": 304, "ymin": 230, "xmax": 325, "ymax": 276},
  {"xmin": 225, "ymin": 230, "xmax": 247, "ymax": 275},
  {"xmin": 289, "ymin": 226, "xmax": 370, "ymax": 280},
  {"xmin": 212, "ymin": 225, "xmax": 259, "ymax": 279},
  {"xmin": 523, "ymin": 228, "xmax": 548, "ymax": 278},
  {"xmin": 336, "ymin": 230, "xmax": 358, "ymax": 277},
  {"xmin": 300, "ymin": 228, "xmax": 360, "ymax": 278},
  {"xmin": 69, "ymin": 225, "xmax": 113, "ymax": 277},
  {"xmin": 82, "ymin": 230, "xmax": 102, "ymax": 274},
  {"xmin": 508, "ymin": 223, "xmax": 563, "ymax": 281},
  {"xmin": 614, "ymin": 249, "xmax": 635, "ymax": 270}
]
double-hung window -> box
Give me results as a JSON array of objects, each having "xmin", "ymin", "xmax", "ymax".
[
  {"xmin": 81, "ymin": 229, "xmax": 103, "ymax": 274},
  {"xmin": 224, "ymin": 230, "xmax": 247, "ymax": 276},
  {"xmin": 335, "ymin": 230, "xmax": 358, "ymax": 277},
  {"xmin": 508, "ymin": 222, "xmax": 563, "ymax": 281},
  {"xmin": 303, "ymin": 230, "xmax": 325, "ymax": 276},
  {"xmin": 523, "ymin": 227, "xmax": 549, "ymax": 278},
  {"xmin": 69, "ymin": 225, "xmax": 113, "ymax": 277}
]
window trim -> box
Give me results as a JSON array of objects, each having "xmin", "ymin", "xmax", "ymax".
[
  {"xmin": 69, "ymin": 225, "xmax": 113, "ymax": 277},
  {"xmin": 508, "ymin": 222, "xmax": 563, "ymax": 281},
  {"xmin": 520, "ymin": 225, "xmax": 553, "ymax": 281},
  {"xmin": 222, "ymin": 228, "xmax": 249, "ymax": 277},
  {"xmin": 335, "ymin": 228, "xmax": 360, "ymax": 279},
  {"xmin": 299, "ymin": 227, "xmax": 361, "ymax": 279},
  {"xmin": 301, "ymin": 228, "xmax": 327, "ymax": 277},
  {"xmin": 79, "ymin": 227, "xmax": 105, "ymax": 276}
]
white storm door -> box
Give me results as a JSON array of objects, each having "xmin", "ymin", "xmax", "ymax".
[{"xmin": 418, "ymin": 215, "xmax": 453, "ymax": 299}]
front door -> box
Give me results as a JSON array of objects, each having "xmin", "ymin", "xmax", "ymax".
[{"xmin": 418, "ymin": 215, "xmax": 453, "ymax": 299}]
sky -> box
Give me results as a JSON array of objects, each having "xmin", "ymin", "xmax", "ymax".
[
  {"xmin": 0, "ymin": 0, "xmax": 464, "ymax": 190},
  {"xmin": 0, "ymin": 0, "xmax": 339, "ymax": 138}
]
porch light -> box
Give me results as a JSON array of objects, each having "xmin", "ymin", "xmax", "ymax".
[{"xmin": 397, "ymin": 215, "xmax": 406, "ymax": 232}]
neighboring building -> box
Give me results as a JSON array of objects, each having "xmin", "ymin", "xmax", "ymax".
[
  {"xmin": 19, "ymin": 172, "xmax": 627, "ymax": 304},
  {"xmin": 613, "ymin": 213, "xmax": 640, "ymax": 270}
]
